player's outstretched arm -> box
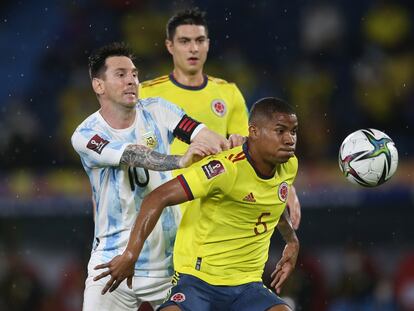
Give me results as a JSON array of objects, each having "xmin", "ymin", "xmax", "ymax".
[
  {"xmin": 270, "ymin": 209, "xmax": 299, "ymax": 294},
  {"xmin": 120, "ymin": 142, "xmax": 214, "ymax": 170},
  {"xmin": 192, "ymin": 127, "xmax": 230, "ymax": 153},
  {"xmin": 287, "ymin": 185, "xmax": 301, "ymax": 230},
  {"xmin": 228, "ymin": 134, "xmax": 247, "ymax": 148},
  {"xmin": 93, "ymin": 178, "xmax": 190, "ymax": 294}
]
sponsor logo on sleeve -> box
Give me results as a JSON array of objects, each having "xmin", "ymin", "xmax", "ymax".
[
  {"xmin": 171, "ymin": 293, "xmax": 186, "ymax": 302},
  {"xmin": 87, "ymin": 134, "xmax": 109, "ymax": 154},
  {"xmin": 202, "ymin": 160, "xmax": 225, "ymax": 179},
  {"xmin": 278, "ymin": 181, "xmax": 289, "ymax": 202}
]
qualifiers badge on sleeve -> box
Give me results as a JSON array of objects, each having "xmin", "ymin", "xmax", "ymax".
[
  {"xmin": 87, "ymin": 134, "xmax": 109, "ymax": 154},
  {"xmin": 278, "ymin": 181, "xmax": 289, "ymax": 202},
  {"xmin": 202, "ymin": 160, "xmax": 225, "ymax": 179}
]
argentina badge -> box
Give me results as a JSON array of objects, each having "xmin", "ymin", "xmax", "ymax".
[{"xmin": 142, "ymin": 131, "xmax": 157, "ymax": 149}]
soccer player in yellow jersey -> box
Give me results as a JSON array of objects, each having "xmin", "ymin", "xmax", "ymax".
[
  {"xmin": 139, "ymin": 8, "xmax": 301, "ymax": 229},
  {"xmin": 95, "ymin": 97, "xmax": 299, "ymax": 311}
]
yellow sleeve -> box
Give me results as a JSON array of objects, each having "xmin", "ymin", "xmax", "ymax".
[
  {"xmin": 178, "ymin": 156, "xmax": 236, "ymax": 200},
  {"xmin": 227, "ymin": 84, "xmax": 249, "ymax": 136},
  {"xmin": 138, "ymin": 83, "xmax": 147, "ymax": 99}
]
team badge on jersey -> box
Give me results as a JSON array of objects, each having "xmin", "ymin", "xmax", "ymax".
[
  {"xmin": 278, "ymin": 182, "xmax": 289, "ymax": 202},
  {"xmin": 171, "ymin": 293, "xmax": 186, "ymax": 302},
  {"xmin": 211, "ymin": 99, "xmax": 227, "ymax": 117},
  {"xmin": 142, "ymin": 131, "xmax": 157, "ymax": 149},
  {"xmin": 87, "ymin": 134, "xmax": 109, "ymax": 154},
  {"xmin": 202, "ymin": 160, "xmax": 225, "ymax": 179}
]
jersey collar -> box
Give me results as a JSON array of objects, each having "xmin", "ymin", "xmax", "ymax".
[
  {"xmin": 169, "ymin": 73, "xmax": 208, "ymax": 90},
  {"xmin": 243, "ymin": 142, "xmax": 274, "ymax": 180}
]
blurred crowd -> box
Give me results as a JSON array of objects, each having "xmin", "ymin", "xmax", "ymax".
[
  {"xmin": 0, "ymin": 0, "xmax": 413, "ymax": 169},
  {"xmin": 0, "ymin": 0, "xmax": 413, "ymax": 310}
]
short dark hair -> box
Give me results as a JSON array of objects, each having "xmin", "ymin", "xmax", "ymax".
[
  {"xmin": 249, "ymin": 97, "xmax": 296, "ymax": 125},
  {"xmin": 166, "ymin": 7, "xmax": 208, "ymax": 40},
  {"xmin": 88, "ymin": 42, "xmax": 135, "ymax": 79}
]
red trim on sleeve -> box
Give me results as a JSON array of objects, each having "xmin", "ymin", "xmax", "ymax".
[
  {"xmin": 186, "ymin": 121, "xmax": 197, "ymax": 132},
  {"xmin": 178, "ymin": 118, "xmax": 189, "ymax": 129},
  {"xmin": 177, "ymin": 175, "xmax": 194, "ymax": 200},
  {"xmin": 183, "ymin": 120, "xmax": 193, "ymax": 131},
  {"xmin": 179, "ymin": 119, "xmax": 190, "ymax": 130}
]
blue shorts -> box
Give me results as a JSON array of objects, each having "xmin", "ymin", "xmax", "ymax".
[{"xmin": 158, "ymin": 273, "xmax": 288, "ymax": 311}]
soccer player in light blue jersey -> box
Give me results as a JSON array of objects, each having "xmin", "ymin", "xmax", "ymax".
[{"xmin": 71, "ymin": 42, "xmax": 229, "ymax": 311}]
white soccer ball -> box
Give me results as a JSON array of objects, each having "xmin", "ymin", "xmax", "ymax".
[{"xmin": 338, "ymin": 129, "xmax": 398, "ymax": 187}]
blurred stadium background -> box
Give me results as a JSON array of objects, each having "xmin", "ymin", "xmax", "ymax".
[{"xmin": 0, "ymin": 0, "xmax": 413, "ymax": 310}]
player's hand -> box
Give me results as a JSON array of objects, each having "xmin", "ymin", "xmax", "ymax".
[
  {"xmin": 193, "ymin": 127, "xmax": 230, "ymax": 153},
  {"xmin": 228, "ymin": 134, "xmax": 246, "ymax": 148},
  {"xmin": 179, "ymin": 142, "xmax": 216, "ymax": 168},
  {"xmin": 270, "ymin": 240, "xmax": 299, "ymax": 294},
  {"xmin": 287, "ymin": 185, "xmax": 301, "ymax": 230},
  {"xmin": 93, "ymin": 250, "xmax": 136, "ymax": 294}
]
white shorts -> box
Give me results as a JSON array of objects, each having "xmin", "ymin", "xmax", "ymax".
[{"xmin": 83, "ymin": 256, "xmax": 172, "ymax": 311}]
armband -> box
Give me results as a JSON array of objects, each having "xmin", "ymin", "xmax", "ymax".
[{"xmin": 173, "ymin": 115, "xmax": 203, "ymax": 144}]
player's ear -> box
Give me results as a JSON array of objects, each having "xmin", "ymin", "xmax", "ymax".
[
  {"xmin": 248, "ymin": 124, "xmax": 259, "ymax": 140},
  {"xmin": 92, "ymin": 78, "xmax": 104, "ymax": 95},
  {"xmin": 165, "ymin": 39, "xmax": 174, "ymax": 55}
]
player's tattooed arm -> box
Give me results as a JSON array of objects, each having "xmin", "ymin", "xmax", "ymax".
[
  {"xmin": 120, "ymin": 144, "xmax": 182, "ymax": 171},
  {"xmin": 120, "ymin": 142, "xmax": 214, "ymax": 171}
]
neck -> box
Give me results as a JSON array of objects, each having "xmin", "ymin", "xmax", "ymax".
[
  {"xmin": 246, "ymin": 140, "xmax": 276, "ymax": 177},
  {"xmin": 172, "ymin": 68, "xmax": 205, "ymax": 87},
  {"xmin": 99, "ymin": 100, "xmax": 136, "ymax": 129}
]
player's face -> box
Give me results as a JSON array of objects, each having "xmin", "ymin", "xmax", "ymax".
[
  {"xmin": 166, "ymin": 25, "xmax": 209, "ymax": 75},
  {"xmin": 98, "ymin": 56, "xmax": 138, "ymax": 107},
  {"xmin": 254, "ymin": 112, "xmax": 298, "ymax": 164}
]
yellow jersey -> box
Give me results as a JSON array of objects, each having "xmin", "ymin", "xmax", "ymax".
[
  {"xmin": 140, "ymin": 74, "xmax": 249, "ymax": 215},
  {"xmin": 175, "ymin": 143, "xmax": 298, "ymax": 286},
  {"xmin": 139, "ymin": 73, "xmax": 249, "ymax": 157}
]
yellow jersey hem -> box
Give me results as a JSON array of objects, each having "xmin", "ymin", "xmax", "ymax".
[{"xmin": 176, "ymin": 267, "xmax": 262, "ymax": 286}]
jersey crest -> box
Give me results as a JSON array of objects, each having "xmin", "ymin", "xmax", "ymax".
[
  {"xmin": 142, "ymin": 130, "xmax": 157, "ymax": 149},
  {"xmin": 278, "ymin": 181, "xmax": 289, "ymax": 202},
  {"xmin": 211, "ymin": 99, "xmax": 227, "ymax": 117},
  {"xmin": 171, "ymin": 293, "xmax": 186, "ymax": 302}
]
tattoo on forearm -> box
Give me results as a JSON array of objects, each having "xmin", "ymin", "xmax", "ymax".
[
  {"xmin": 277, "ymin": 209, "xmax": 297, "ymax": 243},
  {"xmin": 120, "ymin": 144, "xmax": 181, "ymax": 171}
]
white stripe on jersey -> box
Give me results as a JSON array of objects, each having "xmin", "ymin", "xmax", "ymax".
[{"xmin": 72, "ymin": 98, "xmax": 184, "ymax": 277}]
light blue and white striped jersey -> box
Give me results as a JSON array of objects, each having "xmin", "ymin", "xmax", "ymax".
[{"xmin": 71, "ymin": 97, "xmax": 186, "ymax": 277}]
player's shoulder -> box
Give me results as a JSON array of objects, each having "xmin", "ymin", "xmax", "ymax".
[
  {"xmin": 138, "ymin": 97, "xmax": 183, "ymax": 119},
  {"xmin": 207, "ymin": 75, "xmax": 238, "ymax": 88},
  {"xmin": 280, "ymin": 155, "xmax": 299, "ymax": 176},
  {"xmin": 138, "ymin": 97, "xmax": 179, "ymax": 110},
  {"xmin": 200, "ymin": 146, "xmax": 243, "ymax": 169},
  {"xmin": 210, "ymin": 145, "xmax": 246, "ymax": 175},
  {"xmin": 138, "ymin": 97, "xmax": 161, "ymax": 107},
  {"xmin": 140, "ymin": 75, "xmax": 170, "ymax": 89},
  {"xmin": 71, "ymin": 111, "xmax": 104, "ymax": 147},
  {"xmin": 73, "ymin": 111, "xmax": 101, "ymax": 133},
  {"xmin": 223, "ymin": 145, "xmax": 247, "ymax": 165}
]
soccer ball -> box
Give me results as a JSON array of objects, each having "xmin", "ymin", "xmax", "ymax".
[{"xmin": 338, "ymin": 129, "xmax": 398, "ymax": 187}]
